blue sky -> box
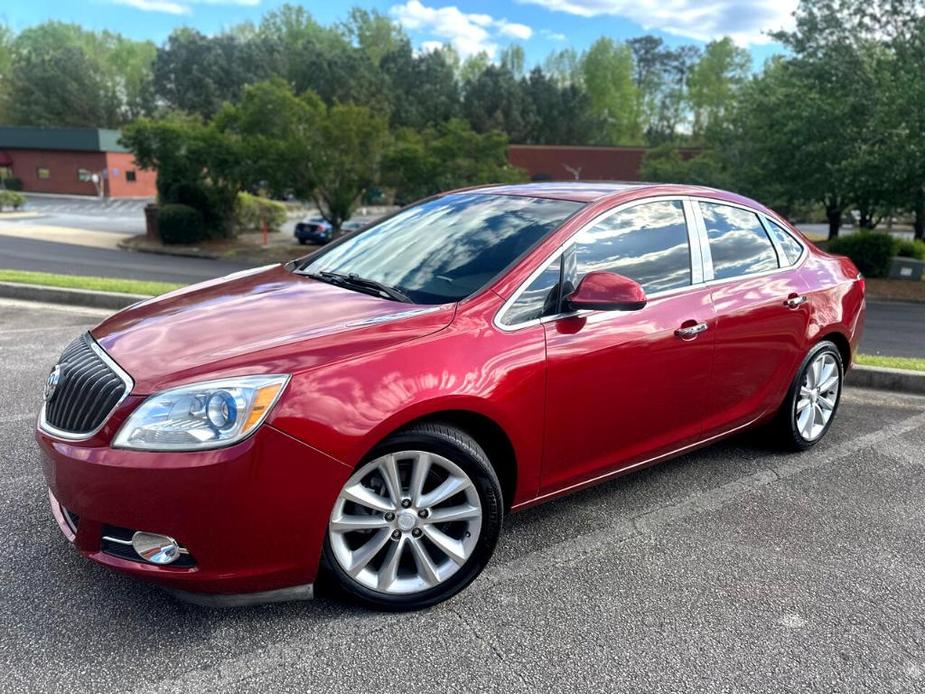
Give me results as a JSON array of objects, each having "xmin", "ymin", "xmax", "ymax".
[{"xmin": 3, "ymin": 1, "xmax": 793, "ymax": 68}]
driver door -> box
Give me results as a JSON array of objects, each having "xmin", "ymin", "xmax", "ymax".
[{"xmin": 540, "ymin": 199, "xmax": 716, "ymax": 493}]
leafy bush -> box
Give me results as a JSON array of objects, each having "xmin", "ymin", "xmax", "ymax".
[
  {"xmin": 234, "ymin": 192, "xmax": 287, "ymax": 232},
  {"xmin": 158, "ymin": 204, "xmax": 205, "ymax": 245},
  {"xmin": 162, "ymin": 180, "xmax": 232, "ymax": 239},
  {"xmin": 896, "ymin": 238, "xmax": 925, "ymax": 261},
  {"xmin": 827, "ymin": 231, "xmax": 897, "ymax": 278},
  {"xmin": 2, "ymin": 177, "xmax": 23, "ymax": 191},
  {"xmin": 0, "ymin": 190, "xmax": 26, "ymax": 210}
]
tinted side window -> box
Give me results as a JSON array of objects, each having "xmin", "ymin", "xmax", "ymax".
[
  {"xmin": 502, "ymin": 259, "xmax": 560, "ymax": 325},
  {"xmin": 571, "ymin": 200, "xmax": 692, "ymax": 294},
  {"xmin": 700, "ymin": 203, "xmax": 779, "ymax": 279},
  {"xmin": 765, "ymin": 218, "xmax": 804, "ymax": 265}
]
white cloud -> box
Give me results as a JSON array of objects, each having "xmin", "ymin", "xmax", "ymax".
[
  {"xmin": 517, "ymin": 0, "xmax": 797, "ymax": 46},
  {"xmin": 111, "ymin": 0, "xmax": 260, "ymax": 14},
  {"xmin": 390, "ymin": 0, "xmax": 533, "ymax": 59},
  {"xmin": 540, "ymin": 28, "xmax": 567, "ymax": 41},
  {"xmin": 113, "ymin": 0, "xmax": 191, "ymax": 13}
]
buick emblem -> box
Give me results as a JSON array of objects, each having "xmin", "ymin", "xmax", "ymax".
[{"xmin": 44, "ymin": 365, "xmax": 62, "ymax": 402}]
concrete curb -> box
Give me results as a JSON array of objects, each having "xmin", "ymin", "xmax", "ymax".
[
  {"xmin": 117, "ymin": 236, "xmax": 223, "ymax": 259},
  {"xmin": 0, "ymin": 282, "xmax": 148, "ymax": 311},
  {"xmin": 847, "ymin": 364, "xmax": 925, "ymax": 395}
]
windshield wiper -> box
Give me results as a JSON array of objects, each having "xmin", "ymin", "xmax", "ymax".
[{"xmin": 305, "ymin": 270, "xmax": 412, "ymax": 303}]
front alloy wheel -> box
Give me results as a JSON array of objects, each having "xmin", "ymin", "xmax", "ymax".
[{"xmin": 325, "ymin": 424, "xmax": 503, "ymax": 610}]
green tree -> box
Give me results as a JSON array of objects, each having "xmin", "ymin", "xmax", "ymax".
[
  {"xmin": 310, "ymin": 103, "xmax": 389, "ymax": 229},
  {"xmin": 687, "ymin": 38, "xmax": 750, "ymax": 140},
  {"xmin": 341, "ymin": 7, "xmax": 404, "ymax": 67},
  {"xmin": 154, "ymin": 28, "xmax": 274, "ymax": 118},
  {"xmin": 459, "ymin": 51, "xmax": 491, "ymax": 87},
  {"xmin": 462, "ymin": 65, "xmax": 537, "ymax": 143},
  {"xmin": 500, "ymin": 44, "xmax": 526, "ymax": 77},
  {"xmin": 257, "ymin": 4, "xmax": 385, "ymax": 111},
  {"xmin": 524, "ymin": 67, "xmax": 595, "ymax": 145},
  {"xmin": 4, "ymin": 22, "xmax": 154, "ymax": 127},
  {"xmin": 212, "ymin": 78, "xmax": 323, "ymax": 199},
  {"xmin": 581, "ymin": 38, "xmax": 641, "ymax": 145},
  {"xmin": 380, "ymin": 41, "xmax": 460, "ymax": 129},
  {"xmin": 542, "ymin": 48, "xmax": 582, "ymax": 87},
  {"xmin": 628, "ymin": 37, "xmax": 700, "ymax": 144},
  {"xmin": 122, "ymin": 113, "xmax": 248, "ymax": 237},
  {"xmin": 383, "ymin": 119, "xmax": 527, "ymax": 204}
]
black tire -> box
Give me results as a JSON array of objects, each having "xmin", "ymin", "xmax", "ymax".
[
  {"xmin": 297, "ymin": 238, "xmax": 307, "ymax": 245},
  {"xmin": 771, "ymin": 340, "xmax": 844, "ymax": 451},
  {"xmin": 323, "ymin": 423, "xmax": 504, "ymax": 611}
]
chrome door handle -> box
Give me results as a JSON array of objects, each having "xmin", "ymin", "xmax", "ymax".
[
  {"xmin": 784, "ymin": 295, "xmax": 808, "ymax": 308},
  {"xmin": 675, "ymin": 322, "xmax": 708, "ymax": 338}
]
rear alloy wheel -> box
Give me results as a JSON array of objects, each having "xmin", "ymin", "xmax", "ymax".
[
  {"xmin": 776, "ymin": 341, "xmax": 844, "ymax": 450},
  {"xmin": 795, "ymin": 351, "xmax": 841, "ymax": 442},
  {"xmin": 325, "ymin": 425, "xmax": 502, "ymax": 610}
]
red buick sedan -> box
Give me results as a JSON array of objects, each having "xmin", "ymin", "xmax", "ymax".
[{"xmin": 36, "ymin": 183, "xmax": 865, "ymax": 609}]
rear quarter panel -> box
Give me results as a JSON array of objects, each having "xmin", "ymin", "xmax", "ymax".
[{"xmin": 798, "ymin": 251, "xmax": 865, "ymax": 365}]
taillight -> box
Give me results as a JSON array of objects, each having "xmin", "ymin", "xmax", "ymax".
[{"xmin": 856, "ymin": 272, "xmax": 865, "ymax": 293}]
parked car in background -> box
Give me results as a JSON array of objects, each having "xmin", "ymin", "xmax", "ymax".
[
  {"xmin": 294, "ymin": 217, "xmax": 333, "ymax": 245},
  {"xmin": 294, "ymin": 217, "xmax": 368, "ymax": 245},
  {"xmin": 35, "ymin": 182, "xmax": 865, "ymax": 611}
]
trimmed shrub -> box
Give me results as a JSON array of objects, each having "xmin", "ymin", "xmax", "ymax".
[
  {"xmin": 896, "ymin": 238, "xmax": 925, "ymax": 261},
  {"xmin": 0, "ymin": 190, "xmax": 25, "ymax": 211},
  {"xmin": 2, "ymin": 177, "xmax": 23, "ymax": 191},
  {"xmin": 234, "ymin": 192, "xmax": 287, "ymax": 232},
  {"xmin": 827, "ymin": 231, "xmax": 897, "ymax": 278},
  {"xmin": 158, "ymin": 204, "xmax": 205, "ymax": 245}
]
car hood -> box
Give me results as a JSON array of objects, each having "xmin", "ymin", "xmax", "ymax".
[{"xmin": 92, "ymin": 264, "xmax": 455, "ymax": 393}]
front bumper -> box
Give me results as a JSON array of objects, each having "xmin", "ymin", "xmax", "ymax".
[{"xmin": 37, "ymin": 423, "xmax": 352, "ymax": 598}]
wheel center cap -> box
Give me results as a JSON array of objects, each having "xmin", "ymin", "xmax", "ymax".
[{"xmin": 397, "ymin": 510, "xmax": 417, "ymax": 532}]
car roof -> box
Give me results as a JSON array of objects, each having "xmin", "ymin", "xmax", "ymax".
[
  {"xmin": 469, "ymin": 181, "xmax": 648, "ymax": 202},
  {"xmin": 458, "ymin": 181, "xmax": 776, "ymax": 214}
]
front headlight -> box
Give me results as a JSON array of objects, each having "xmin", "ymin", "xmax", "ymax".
[{"xmin": 113, "ymin": 375, "xmax": 289, "ymax": 451}]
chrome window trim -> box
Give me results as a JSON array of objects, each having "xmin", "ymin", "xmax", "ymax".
[
  {"xmin": 38, "ymin": 334, "xmax": 135, "ymax": 442},
  {"xmin": 688, "ymin": 198, "xmax": 714, "ymax": 281},
  {"xmin": 691, "ymin": 197, "xmax": 809, "ymax": 282},
  {"xmin": 494, "ymin": 194, "xmax": 811, "ymax": 333},
  {"xmin": 682, "ymin": 198, "xmax": 705, "ymax": 285},
  {"xmin": 494, "ymin": 196, "xmax": 700, "ymax": 332},
  {"xmin": 758, "ymin": 212, "xmax": 808, "ymax": 268}
]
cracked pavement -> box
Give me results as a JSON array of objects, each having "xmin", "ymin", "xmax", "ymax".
[{"xmin": 1, "ymin": 297, "xmax": 924, "ymax": 693}]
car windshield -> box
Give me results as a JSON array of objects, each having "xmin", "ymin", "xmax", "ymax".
[{"xmin": 296, "ymin": 193, "xmax": 583, "ymax": 304}]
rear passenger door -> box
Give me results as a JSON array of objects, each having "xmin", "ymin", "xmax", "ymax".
[{"xmin": 693, "ymin": 200, "xmax": 811, "ymax": 437}]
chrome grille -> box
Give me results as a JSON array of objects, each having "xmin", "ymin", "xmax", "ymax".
[{"xmin": 42, "ymin": 333, "xmax": 131, "ymax": 437}]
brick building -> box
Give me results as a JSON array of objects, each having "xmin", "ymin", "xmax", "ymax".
[
  {"xmin": 0, "ymin": 125, "xmax": 157, "ymax": 198},
  {"xmin": 507, "ymin": 144, "xmax": 700, "ymax": 182}
]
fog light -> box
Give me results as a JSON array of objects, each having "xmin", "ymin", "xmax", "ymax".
[{"xmin": 132, "ymin": 531, "xmax": 181, "ymax": 565}]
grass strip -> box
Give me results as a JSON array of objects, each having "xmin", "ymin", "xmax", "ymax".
[{"xmin": 0, "ymin": 269, "xmax": 183, "ymax": 297}]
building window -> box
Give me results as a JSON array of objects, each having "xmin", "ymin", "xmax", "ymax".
[
  {"xmin": 36, "ymin": 167, "xmax": 51, "ymax": 180},
  {"xmin": 77, "ymin": 169, "xmax": 93, "ymax": 183},
  {"xmin": 126, "ymin": 170, "xmax": 137, "ymax": 182},
  {"xmin": 0, "ymin": 166, "xmax": 11, "ymax": 180}
]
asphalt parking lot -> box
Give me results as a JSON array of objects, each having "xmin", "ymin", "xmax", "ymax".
[{"xmin": 2, "ymin": 298, "xmax": 925, "ymax": 693}]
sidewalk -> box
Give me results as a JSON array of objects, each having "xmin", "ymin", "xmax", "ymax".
[{"xmin": 0, "ymin": 222, "xmax": 129, "ymax": 250}]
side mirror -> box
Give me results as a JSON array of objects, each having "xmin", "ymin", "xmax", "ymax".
[{"xmin": 565, "ymin": 271, "xmax": 647, "ymax": 312}]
